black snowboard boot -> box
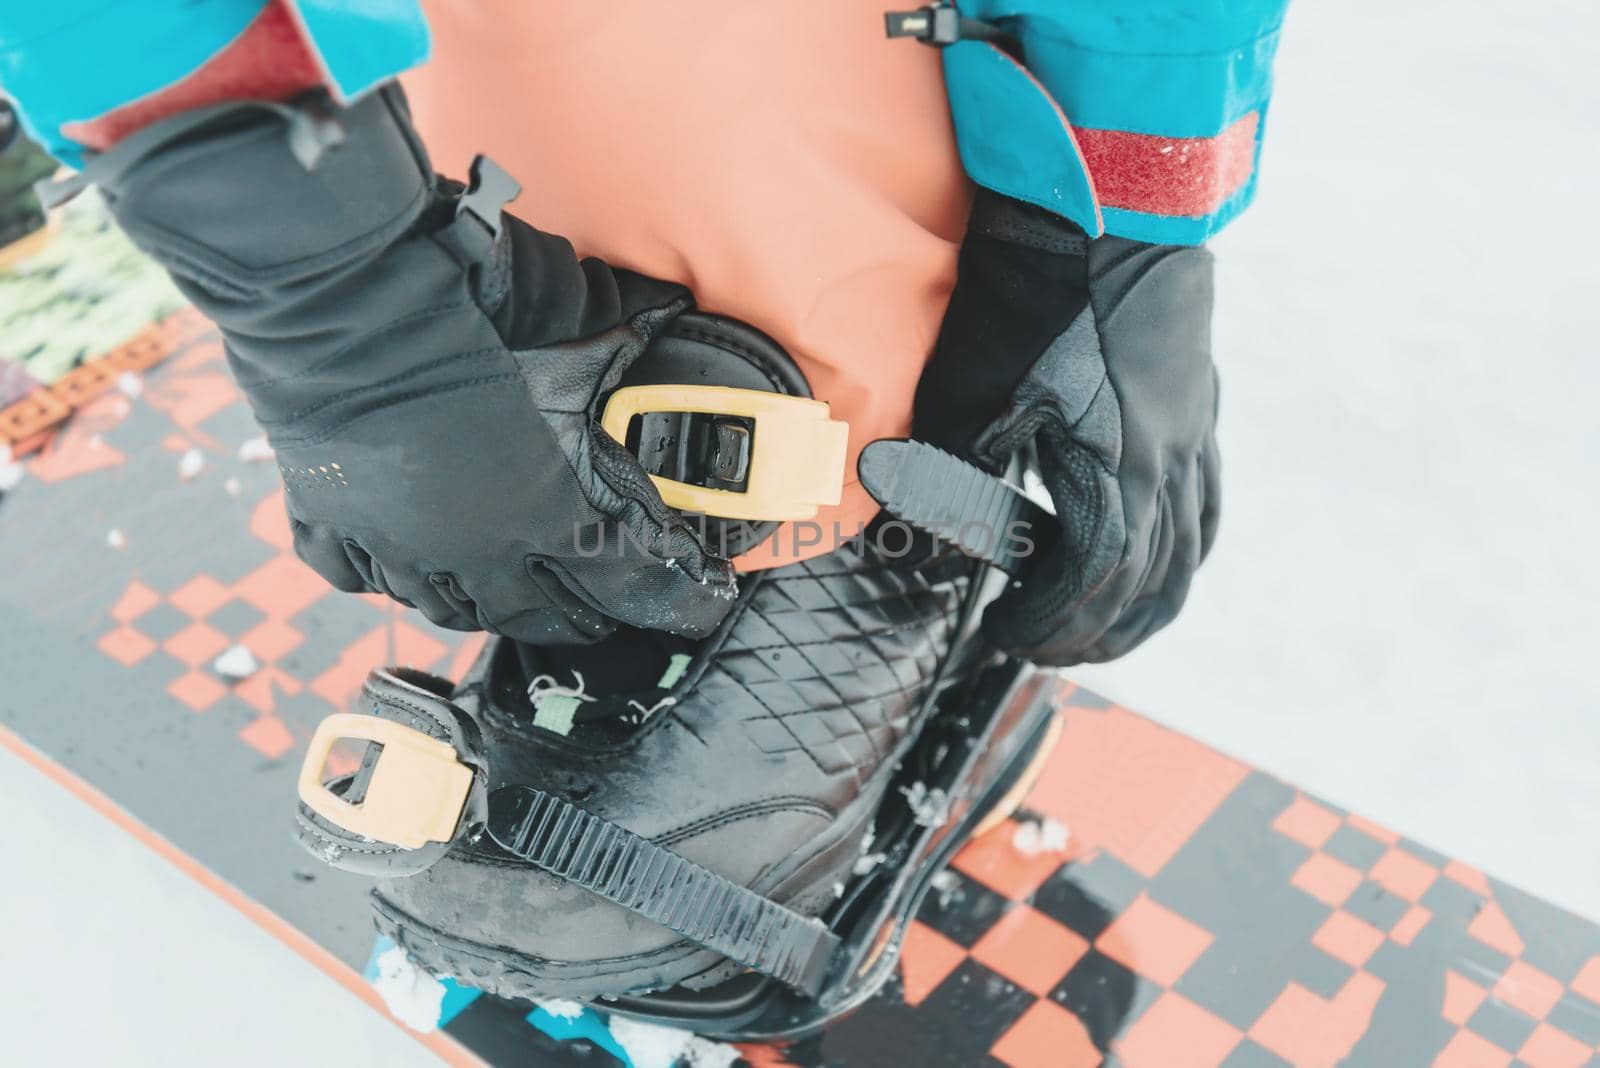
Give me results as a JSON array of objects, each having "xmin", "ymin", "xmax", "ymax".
[
  {"xmin": 305, "ymin": 532, "xmax": 983, "ymax": 987},
  {"xmin": 297, "ymin": 522, "xmax": 1068, "ymax": 1042}
]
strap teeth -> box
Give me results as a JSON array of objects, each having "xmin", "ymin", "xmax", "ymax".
[
  {"xmin": 486, "ymin": 788, "xmax": 839, "ymax": 994},
  {"xmin": 859, "ymin": 440, "xmax": 1050, "ymax": 574}
]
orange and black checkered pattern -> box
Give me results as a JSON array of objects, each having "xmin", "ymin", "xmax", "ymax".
[
  {"xmin": 6, "ymin": 312, "xmax": 1600, "ymax": 1068},
  {"xmin": 760, "ymin": 699, "xmax": 1600, "ymax": 1068},
  {"xmin": 95, "ymin": 533, "xmax": 479, "ymax": 761},
  {"xmin": 5, "ymin": 313, "xmax": 483, "ymax": 779}
]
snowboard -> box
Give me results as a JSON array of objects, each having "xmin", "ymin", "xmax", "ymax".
[{"xmin": 6, "ymin": 198, "xmax": 1600, "ymax": 1068}]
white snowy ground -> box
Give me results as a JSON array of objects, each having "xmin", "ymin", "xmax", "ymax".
[
  {"xmin": 0, "ymin": 746, "xmax": 439, "ymax": 1067},
  {"xmin": 1075, "ymin": 0, "xmax": 1600, "ymax": 920},
  {"xmin": 1, "ymin": 2, "xmax": 1597, "ymax": 1064}
]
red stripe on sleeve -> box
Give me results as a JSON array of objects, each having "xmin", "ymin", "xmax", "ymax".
[
  {"xmin": 1074, "ymin": 111, "xmax": 1260, "ymax": 219},
  {"xmin": 63, "ymin": 1, "xmax": 325, "ymax": 151}
]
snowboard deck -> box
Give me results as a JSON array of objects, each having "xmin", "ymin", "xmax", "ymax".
[{"xmin": 6, "ymin": 204, "xmax": 1600, "ymax": 1068}]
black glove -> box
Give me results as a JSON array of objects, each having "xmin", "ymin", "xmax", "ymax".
[
  {"xmin": 1, "ymin": 100, "xmax": 56, "ymax": 249},
  {"xmin": 913, "ymin": 190, "xmax": 1220, "ymax": 665},
  {"xmin": 72, "ymin": 86, "xmax": 736, "ymax": 645}
]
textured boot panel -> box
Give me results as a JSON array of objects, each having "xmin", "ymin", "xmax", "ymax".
[{"xmin": 377, "ymin": 538, "xmax": 983, "ymax": 996}]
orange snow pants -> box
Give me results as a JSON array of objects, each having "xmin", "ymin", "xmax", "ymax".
[{"xmin": 403, "ymin": 1, "xmax": 971, "ymax": 569}]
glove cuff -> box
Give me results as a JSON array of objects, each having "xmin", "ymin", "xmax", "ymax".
[
  {"xmin": 64, "ymin": 85, "xmax": 431, "ymax": 298},
  {"xmin": 969, "ymin": 188, "xmax": 1089, "ymax": 256}
]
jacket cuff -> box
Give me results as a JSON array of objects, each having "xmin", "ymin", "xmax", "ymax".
[
  {"xmin": 0, "ymin": 0, "xmax": 429, "ymax": 165},
  {"xmin": 942, "ymin": 0, "xmax": 1288, "ymax": 244}
]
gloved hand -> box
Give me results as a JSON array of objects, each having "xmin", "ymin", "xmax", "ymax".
[
  {"xmin": 912, "ymin": 189, "xmax": 1220, "ymax": 665},
  {"xmin": 1, "ymin": 100, "xmax": 57, "ymax": 251},
  {"xmin": 73, "ymin": 86, "xmax": 734, "ymax": 643}
]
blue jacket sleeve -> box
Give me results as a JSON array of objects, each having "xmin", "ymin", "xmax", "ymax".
[
  {"xmin": 0, "ymin": 1, "xmax": 429, "ymax": 166},
  {"xmin": 943, "ymin": 0, "xmax": 1290, "ymax": 244}
]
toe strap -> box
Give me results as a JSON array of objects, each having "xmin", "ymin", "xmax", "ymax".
[
  {"xmin": 487, "ymin": 786, "xmax": 840, "ymax": 996},
  {"xmin": 296, "ymin": 668, "xmax": 487, "ymax": 877}
]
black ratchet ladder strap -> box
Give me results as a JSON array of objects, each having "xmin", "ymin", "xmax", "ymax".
[
  {"xmin": 486, "ymin": 786, "xmax": 841, "ymax": 996},
  {"xmin": 857, "ymin": 439, "xmax": 1052, "ymax": 576}
]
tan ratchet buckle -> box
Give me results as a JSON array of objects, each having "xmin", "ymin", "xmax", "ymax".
[
  {"xmin": 601, "ymin": 384, "xmax": 849, "ymax": 521},
  {"xmin": 298, "ymin": 713, "xmax": 473, "ymax": 850}
]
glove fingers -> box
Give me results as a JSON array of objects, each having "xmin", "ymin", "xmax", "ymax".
[
  {"xmin": 374, "ymin": 567, "xmax": 480, "ymax": 632},
  {"xmin": 622, "ymin": 560, "xmax": 737, "ymax": 639},
  {"xmin": 359, "ymin": 552, "xmax": 417, "ymax": 610},
  {"xmin": 420, "ymin": 572, "xmax": 488, "ymax": 633},
  {"xmin": 1087, "ymin": 460, "xmax": 1206, "ymax": 662},
  {"xmin": 988, "ymin": 506, "xmax": 1146, "ymax": 666},
  {"xmin": 1071, "ymin": 485, "xmax": 1178, "ymax": 661},
  {"xmin": 289, "ymin": 520, "xmax": 370, "ymax": 594},
  {"xmin": 550, "ymin": 537, "xmax": 737, "ymax": 641},
  {"xmin": 1198, "ymin": 436, "xmax": 1222, "ymax": 563},
  {"xmin": 456, "ymin": 560, "xmax": 615, "ymax": 646}
]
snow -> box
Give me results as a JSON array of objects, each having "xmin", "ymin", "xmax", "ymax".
[
  {"xmin": 371, "ymin": 946, "xmax": 448, "ymax": 1034},
  {"xmin": 212, "ymin": 644, "xmax": 260, "ymax": 681},
  {"xmin": 0, "ymin": 746, "xmax": 437, "ymax": 1067},
  {"xmin": 899, "ymin": 781, "xmax": 952, "ymax": 829},
  {"xmin": 851, "ymin": 852, "xmax": 886, "ymax": 877},
  {"xmin": 1011, "ymin": 818, "xmax": 1070, "ymax": 857},
  {"xmin": 851, "ymin": 824, "xmax": 885, "ymax": 876},
  {"xmin": 236, "ymin": 436, "xmax": 274, "ymax": 463},
  {"xmin": 177, "ymin": 447, "xmax": 206, "ymax": 481},
  {"xmin": 1069, "ymin": 0, "xmax": 1600, "ymax": 919},
  {"xmin": 536, "ymin": 999, "xmax": 586, "ymax": 1021},
  {"xmin": 116, "ymin": 371, "xmax": 143, "ymax": 398},
  {"xmin": 0, "ymin": 445, "xmax": 23, "ymax": 492},
  {"xmin": 930, "ymin": 869, "xmax": 963, "ymax": 910},
  {"xmin": 106, "ymin": 528, "xmax": 127, "ymax": 550},
  {"xmin": 608, "ymin": 1014, "xmax": 740, "ymax": 1068}
]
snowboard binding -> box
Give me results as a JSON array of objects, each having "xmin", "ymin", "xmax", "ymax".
[
  {"xmin": 596, "ymin": 659, "xmax": 1066, "ymax": 1041},
  {"xmin": 293, "ymin": 314, "xmax": 1067, "ymax": 1041},
  {"xmin": 297, "ymin": 592, "xmax": 1064, "ymax": 1041}
]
